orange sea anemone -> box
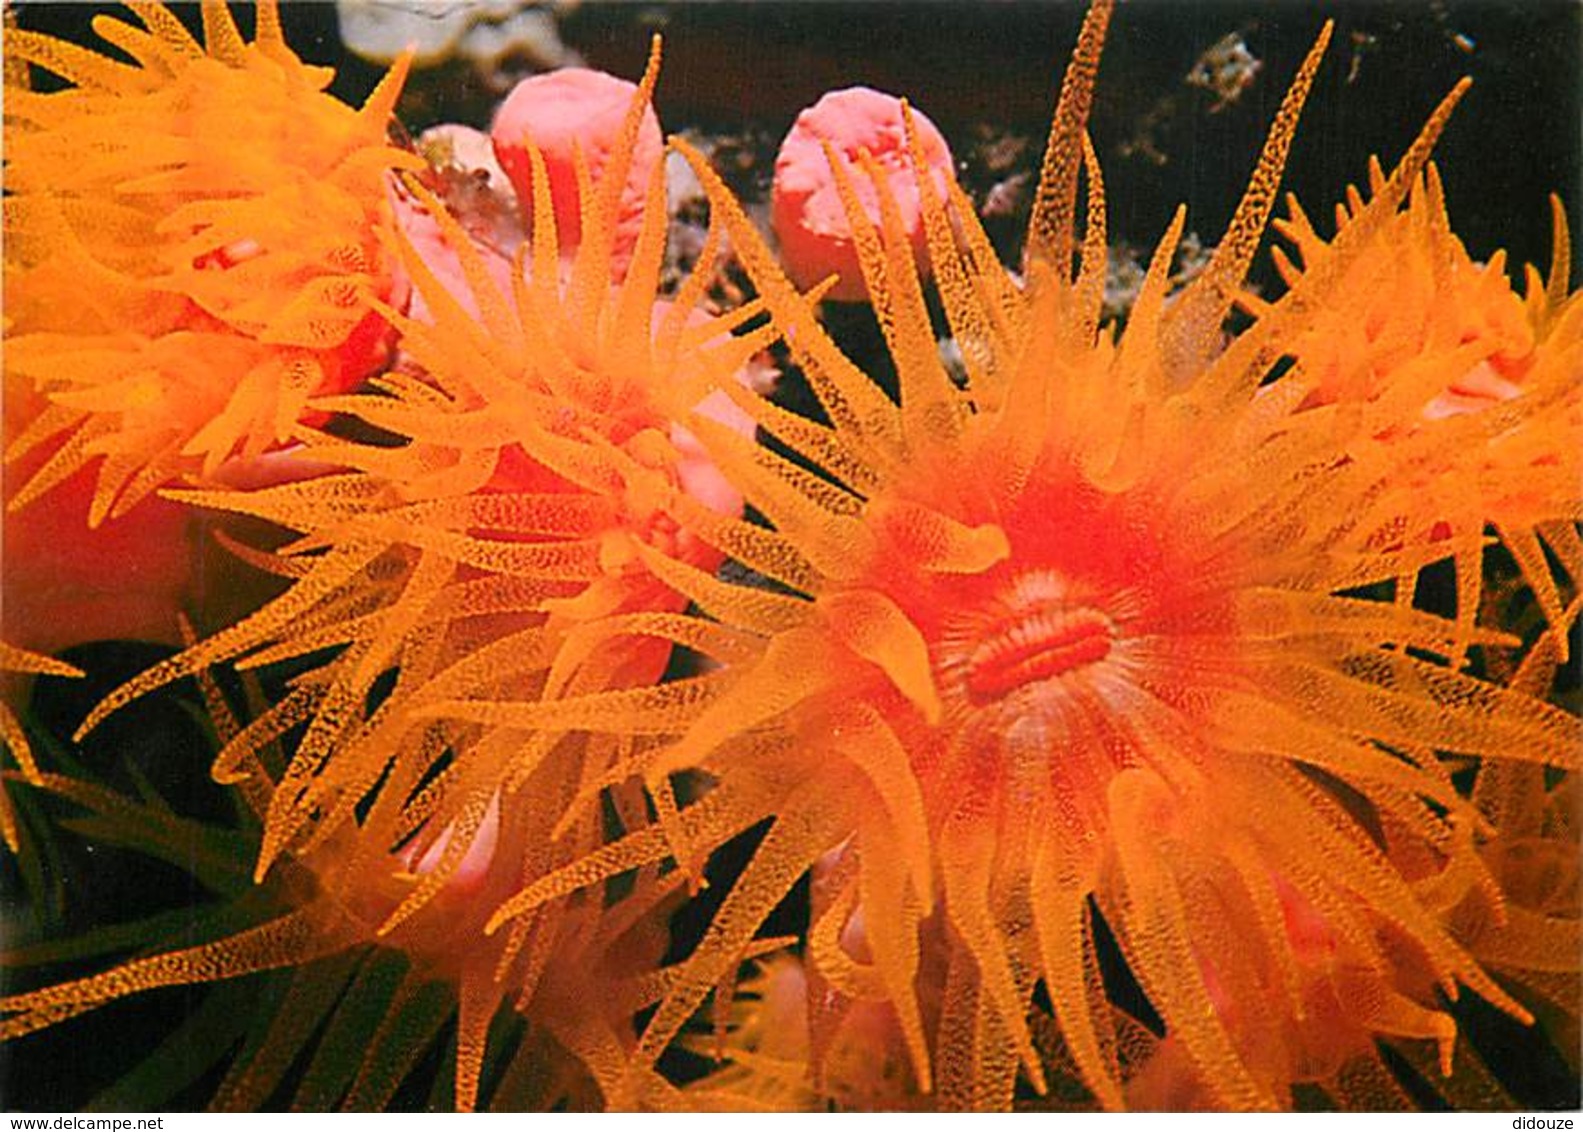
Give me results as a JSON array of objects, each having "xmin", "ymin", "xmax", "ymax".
[
  {"xmin": 1256, "ymin": 163, "xmax": 1583, "ymax": 666},
  {"xmin": 467, "ymin": 2, "xmax": 1579, "ymax": 1110},
  {"xmin": 74, "ymin": 39, "xmax": 776, "ymax": 906},
  {"xmin": 2, "ymin": 1, "xmax": 421, "ymax": 526},
  {"xmin": 0, "ymin": 670, "xmax": 684, "ymax": 1112}
]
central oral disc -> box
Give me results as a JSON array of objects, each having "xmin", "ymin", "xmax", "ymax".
[
  {"xmin": 963, "ymin": 572, "xmax": 1115, "ymax": 704},
  {"xmin": 965, "ymin": 607, "xmax": 1114, "ymax": 702}
]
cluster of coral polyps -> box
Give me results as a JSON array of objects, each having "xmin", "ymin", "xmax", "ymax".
[{"xmin": 2, "ymin": 0, "xmax": 1577, "ymax": 1113}]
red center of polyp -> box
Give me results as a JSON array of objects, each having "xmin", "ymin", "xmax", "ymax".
[{"xmin": 955, "ymin": 569, "xmax": 1116, "ymax": 705}]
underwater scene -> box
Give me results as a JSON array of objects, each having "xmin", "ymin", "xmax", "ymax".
[{"xmin": 1, "ymin": 0, "xmax": 1579, "ymax": 1113}]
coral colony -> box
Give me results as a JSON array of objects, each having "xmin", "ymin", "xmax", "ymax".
[{"xmin": 1, "ymin": 0, "xmax": 1578, "ymax": 1113}]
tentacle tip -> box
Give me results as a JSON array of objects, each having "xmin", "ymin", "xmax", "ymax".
[{"xmin": 70, "ymin": 708, "xmax": 109, "ymax": 744}]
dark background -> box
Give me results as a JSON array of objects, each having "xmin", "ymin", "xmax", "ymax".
[{"xmin": 14, "ymin": 1, "xmax": 1581, "ymax": 287}]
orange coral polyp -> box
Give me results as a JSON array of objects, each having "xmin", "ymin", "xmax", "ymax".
[
  {"xmin": 1262, "ymin": 163, "xmax": 1582, "ymax": 665},
  {"xmin": 3, "ymin": 1, "xmax": 419, "ymax": 523},
  {"xmin": 1270, "ymin": 164, "xmax": 1542, "ymax": 415},
  {"xmin": 0, "ymin": 1, "xmax": 1574, "ymax": 1115},
  {"xmin": 0, "ymin": 671, "xmax": 685, "ymax": 1112},
  {"xmin": 74, "ymin": 36, "xmax": 777, "ymax": 903},
  {"xmin": 471, "ymin": 3, "xmax": 1580, "ymax": 1110}
]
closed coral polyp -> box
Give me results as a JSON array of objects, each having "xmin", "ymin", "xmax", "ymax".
[
  {"xmin": 491, "ymin": 66, "xmax": 664, "ymax": 275},
  {"xmin": 772, "ymin": 86, "xmax": 955, "ymax": 301}
]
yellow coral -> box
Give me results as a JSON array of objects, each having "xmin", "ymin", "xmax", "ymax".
[{"xmin": 3, "ymin": 2, "xmax": 420, "ymax": 523}]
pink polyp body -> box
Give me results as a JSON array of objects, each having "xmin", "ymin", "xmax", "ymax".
[
  {"xmin": 489, "ymin": 67, "xmax": 663, "ymax": 275},
  {"xmin": 771, "ymin": 86, "xmax": 955, "ymax": 301}
]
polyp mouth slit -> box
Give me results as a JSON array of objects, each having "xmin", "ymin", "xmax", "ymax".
[{"xmin": 964, "ymin": 603, "xmax": 1114, "ymax": 702}]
